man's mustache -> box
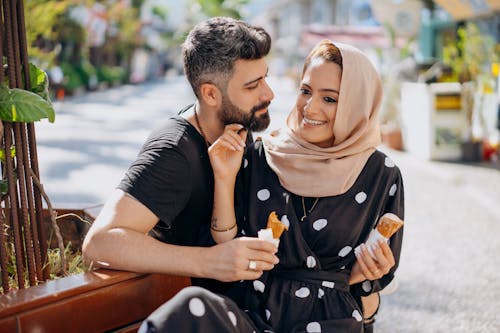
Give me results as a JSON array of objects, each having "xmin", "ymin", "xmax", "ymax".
[{"xmin": 251, "ymin": 100, "xmax": 271, "ymax": 114}]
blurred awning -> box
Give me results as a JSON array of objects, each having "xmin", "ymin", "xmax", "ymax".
[
  {"xmin": 301, "ymin": 25, "xmax": 406, "ymax": 51},
  {"xmin": 433, "ymin": 0, "xmax": 500, "ymax": 20}
]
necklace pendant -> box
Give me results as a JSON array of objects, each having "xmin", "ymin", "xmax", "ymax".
[{"xmin": 300, "ymin": 215, "xmax": 306, "ymax": 222}]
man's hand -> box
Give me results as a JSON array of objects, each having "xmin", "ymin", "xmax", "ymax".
[
  {"xmin": 200, "ymin": 237, "xmax": 279, "ymax": 282},
  {"xmin": 208, "ymin": 124, "xmax": 247, "ymax": 184}
]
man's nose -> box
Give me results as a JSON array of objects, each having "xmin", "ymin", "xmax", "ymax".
[{"xmin": 261, "ymin": 80, "xmax": 274, "ymax": 101}]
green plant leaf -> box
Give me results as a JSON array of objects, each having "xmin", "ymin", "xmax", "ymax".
[
  {"xmin": 0, "ymin": 146, "xmax": 15, "ymax": 163},
  {"xmin": 0, "ymin": 86, "xmax": 55, "ymax": 123},
  {"xmin": 28, "ymin": 63, "xmax": 50, "ymax": 102},
  {"xmin": 0, "ymin": 179, "xmax": 8, "ymax": 196}
]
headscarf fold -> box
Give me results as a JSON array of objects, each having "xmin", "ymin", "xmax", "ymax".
[{"xmin": 263, "ymin": 42, "xmax": 382, "ymax": 197}]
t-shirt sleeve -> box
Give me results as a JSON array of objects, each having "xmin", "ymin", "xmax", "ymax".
[
  {"xmin": 118, "ymin": 142, "xmax": 191, "ymax": 228},
  {"xmin": 351, "ymin": 166, "xmax": 405, "ymax": 297}
]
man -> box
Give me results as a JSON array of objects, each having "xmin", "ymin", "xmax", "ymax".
[{"xmin": 82, "ymin": 17, "xmax": 279, "ymax": 294}]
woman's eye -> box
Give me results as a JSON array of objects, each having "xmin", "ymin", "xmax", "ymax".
[
  {"xmin": 324, "ymin": 97, "xmax": 337, "ymax": 103},
  {"xmin": 300, "ymin": 88, "xmax": 311, "ymax": 95}
]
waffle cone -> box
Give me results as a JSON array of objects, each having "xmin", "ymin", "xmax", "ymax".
[
  {"xmin": 266, "ymin": 211, "xmax": 288, "ymax": 239},
  {"xmin": 376, "ymin": 213, "xmax": 403, "ymax": 238}
]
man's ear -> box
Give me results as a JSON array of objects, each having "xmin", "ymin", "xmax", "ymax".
[{"xmin": 199, "ymin": 83, "xmax": 222, "ymax": 107}]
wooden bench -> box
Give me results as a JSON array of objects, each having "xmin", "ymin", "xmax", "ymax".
[{"xmin": 0, "ymin": 269, "xmax": 190, "ymax": 333}]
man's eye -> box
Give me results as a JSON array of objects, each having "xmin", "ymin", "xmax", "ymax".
[{"xmin": 324, "ymin": 97, "xmax": 337, "ymax": 103}]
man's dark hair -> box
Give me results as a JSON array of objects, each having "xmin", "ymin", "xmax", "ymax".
[{"xmin": 183, "ymin": 17, "xmax": 271, "ymax": 98}]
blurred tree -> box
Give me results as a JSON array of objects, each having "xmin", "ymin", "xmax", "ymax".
[
  {"xmin": 189, "ymin": 0, "xmax": 249, "ymax": 19},
  {"xmin": 170, "ymin": 0, "xmax": 249, "ymax": 45},
  {"xmin": 25, "ymin": 0, "xmax": 76, "ymax": 66}
]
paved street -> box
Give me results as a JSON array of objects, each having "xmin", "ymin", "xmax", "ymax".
[{"xmin": 35, "ymin": 77, "xmax": 500, "ymax": 332}]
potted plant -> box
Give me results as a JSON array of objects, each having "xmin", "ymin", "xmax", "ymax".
[{"xmin": 442, "ymin": 22, "xmax": 499, "ymax": 162}]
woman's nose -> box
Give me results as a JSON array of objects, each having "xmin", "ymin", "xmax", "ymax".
[{"xmin": 304, "ymin": 97, "xmax": 316, "ymax": 113}]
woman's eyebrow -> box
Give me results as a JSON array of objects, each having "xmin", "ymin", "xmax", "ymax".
[{"xmin": 301, "ymin": 83, "xmax": 339, "ymax": 94}]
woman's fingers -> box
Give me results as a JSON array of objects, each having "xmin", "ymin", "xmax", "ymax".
[
  {"xmin": 212, "ymin": 125, "xmax": 247, "ymax": 152},
  {"xmin": 224, "ymin": 125, "xmax": 247, "ymax": 147},
  {"xmin": 355, "ymin": 241, "xmax": 396, "ymax": 281},
  {"xmin": 371, "ymin": 240, "xmax": 395, "ymax": 274},
  {"xmin": 356, "ymin": 244, "xmax": 383, "ymax": 280}
]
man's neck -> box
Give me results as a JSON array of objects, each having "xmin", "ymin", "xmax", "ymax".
[{"xmin": 189, "ymin": 103, "xmax": 224, "ymax": 145}]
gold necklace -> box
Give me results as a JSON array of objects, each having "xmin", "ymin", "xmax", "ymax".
[
  {"xmin": 193, "ymin": 105, "xmax": 210, "ymax": 148},
  {"xmin": 300, "ymin": 196, "xmax": 320, "ymax": 222}
]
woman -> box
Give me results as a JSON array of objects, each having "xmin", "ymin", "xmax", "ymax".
[
  {"xmin": 140, "ymin": 40, "xmax": 404, "ymax": 333},
  {"xmin": 209, "ymin": 40, "xmax": 404, "ymax": 333}
]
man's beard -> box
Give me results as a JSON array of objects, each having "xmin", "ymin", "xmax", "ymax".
[{"xmin": 219, "ymin": 94, "xmax": 271, "ymax": 132}]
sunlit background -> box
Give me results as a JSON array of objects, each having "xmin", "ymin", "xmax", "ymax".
[
  {"xmin": 27, "ymin": 0, "xmax": 500, "ymax": 165},
  {"xmin": 3, "ymin": 1, "xmax": 499, "ymax": 332}
]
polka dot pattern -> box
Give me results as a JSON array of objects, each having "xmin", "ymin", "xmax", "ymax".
[
  {"xmin": 306, "ymin": 321, "xmax": 322, "ymax": 332},
  {"xmin": 265, "ymin": 309, "xmax": 271, "ymax": 320},
  {"xmin": 385, "ymin": 157, "xmax": 395, "ymax": 167},
  {"xmin": 295, "ymin": 287, "xmax": 311, "ymax": 298},
  {"xmin": 228, "ymin": 311, "xmax": 237, "ymax": 326},
  {"xmin": 318, "ymin": 288, "xmax": 325, "ymax": 299},
  {"xmin": 244, "ymin": 158, "xmax": 248, "ymax": 168},
  {"xmin": 188, "ymin": 297, "xmax": 205, "ymax": 317},
  {"xmin": 321, "ymin": 281, "xmax": 335, "ymax": 289},
  {"xmin": 257, "ymin": 189, "xmax": 270, "ymax": 201},
  {"xmin": 253, "ymin": 280, "xmax": 265, "ymax": 293},
  {"xmin": 355, "ymin": 192, "xmax": 367, "ymax": 204},
  {"xmin": 389, "ymin": 184, "xmax": 397, "ymax": 196},
  {"xmin": 281, "ymin": 215, "xmax": 290, "ymax": 228},
  {"xmin": 306, "ymin": 256, "xmax": 317, "ymax": 268},
  {"xmin": 283, "ymin": 192, "xmax": 290, "ymax": 204},
  {"xmin": 312, "ymin": 219, "xmax": 328, "ymax": 231},
  {"xmin": 362, "ymin": 280, "xmax": 372, "ymax": 292},
  {"xmin": 352, "ymin": 310, "xmax": 363, "ymax": 322},
  {"xmin": 338, "ymin": 246, "xmax": 352, "ymax": 257}
]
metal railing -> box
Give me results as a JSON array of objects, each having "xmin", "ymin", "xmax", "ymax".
[{"xmin": 1, "ymin": 0, "xmax": 49, "ymax": 293}]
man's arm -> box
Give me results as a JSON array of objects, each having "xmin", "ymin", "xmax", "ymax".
[{"xmin": 83, "ymin": 189, "xmax": 279, "ymax": 281}]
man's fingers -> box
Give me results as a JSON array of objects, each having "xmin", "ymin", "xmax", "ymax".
[
  {"xmin": 240, "ymin": 237, "xmax": 278, "ymax": 253},
  {"xmin": 247, "ymin": 248, "xmax": 279, "ymax": 265}
]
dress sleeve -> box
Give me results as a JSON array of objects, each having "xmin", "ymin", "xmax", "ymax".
[
  {"xmin": 118, "ymin": 143, "xmax": 192, "ymax": 228},
  {"xmin": 351, "ymin": 166, "xmax": 405, "ymax": 297}
]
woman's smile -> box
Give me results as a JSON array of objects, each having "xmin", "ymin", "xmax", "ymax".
[{"xmin": 302, "ymin": 115, "xmax": 327, "ymax": 126}]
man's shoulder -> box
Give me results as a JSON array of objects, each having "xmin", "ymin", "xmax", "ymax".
[{"xmin": 144, "ymin": 116, "xmax": 197, "ymax": 151}]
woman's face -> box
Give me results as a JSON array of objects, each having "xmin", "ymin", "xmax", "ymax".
[{"xmin": 294, "ymin": 59, "xmax": 341, "ymax": 148}]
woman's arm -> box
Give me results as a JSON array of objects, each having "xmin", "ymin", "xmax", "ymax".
[
  {"xmin": 208, "ymin": 124, "xmax": 247, "ymax": 243},
  {"xmin": 350, "ymin": 165, "xmax": 405, "ymax": 293}
]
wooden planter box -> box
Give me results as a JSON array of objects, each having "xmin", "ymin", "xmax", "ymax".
[
  {"xmin": 1, "ymin": 205, "xmax": 191, "ymax": 332},
  {"xmin": 0, "ymin": 270, "xmax": 190, "ymax": 333}
]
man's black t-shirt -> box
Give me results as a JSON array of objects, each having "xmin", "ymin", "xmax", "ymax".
[{"xmin": 118, "ymin": 106, "xmax": 229, "ymax": 293}]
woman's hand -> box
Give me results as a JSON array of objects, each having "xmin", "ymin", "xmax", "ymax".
[
  {"xmin": 208, "ymin": 124, "xmax": 247, "ymax": 183},
  {"xmin": 349, "ymin": 240, "xmax": 395, "ymax": 284}
]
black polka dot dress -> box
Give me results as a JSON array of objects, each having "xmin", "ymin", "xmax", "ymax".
[{"xmin": 231, "ymin": 141, "xmax": 404, "ymax": 333}]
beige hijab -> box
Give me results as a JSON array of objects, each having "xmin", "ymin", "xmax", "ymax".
[{"xmin": 263, "ymin": 42, "xmax": 382, "ymax": 197}]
